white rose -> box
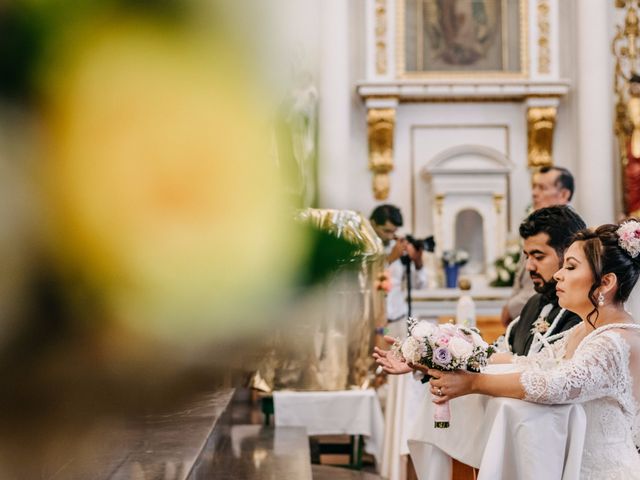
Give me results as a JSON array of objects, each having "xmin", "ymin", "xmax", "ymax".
[
  {"xmin": 486, "ymin": 266, "xmax": 497, "ymax": 281},
  {"xmin": 504, "ymin": 255, "xmax": 514, "ymax": 268},
  {"xmin": 448, "ymin": 336, "xmax": 474, "ymax": 359},
  {"xmin": 498, "ymin": 268, "xmax": 510, "ymax": 282},
  {"xmin": 507, "ymin": 244, "xmax": 520, "ymax": 255},
  {"xmin": 469, "ymin": 330, "xmax": 488, "ymax": 349},
  {"xmin": 410, "ymin": 320, "xmax": 437, "ymax": 341},
  {"xmin": 401, "ymin": 336, "xmax": 423, "ymax": 363}
]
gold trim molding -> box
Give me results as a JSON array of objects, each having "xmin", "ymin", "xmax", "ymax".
[
  {"xmin": 527, "ymin": 106, "xmax": 557, "ymax": 168},
  {"xmin": 493, "ymin": 193, "xmax": 505, "ymax": 214},
  {"xmin": 435, "ymin": 193, "xmax": 445, "ymax": 216},
  {"xmin": 367, "ymin": 107, "xmax": 396, "ymax": 199},
  {"xmin": 537, "ymin": 0, "xmax": 551, "ymax": 74},
  {"xmin": 613, "ymin": 0, "xmax": 640, "ymax": 217},
  {"xmin": 375, "ymin": 0, "xmax": 388, "ymax": 75}
]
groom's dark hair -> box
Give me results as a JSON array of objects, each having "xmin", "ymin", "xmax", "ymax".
[{"xmin": 519, "ymin": 206, "xmax": 586, "ymax": 257}]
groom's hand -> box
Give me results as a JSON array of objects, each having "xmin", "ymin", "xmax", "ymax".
[{"xmin": 373, "ymin": 346, "xmax": 412, "ymax": 375}]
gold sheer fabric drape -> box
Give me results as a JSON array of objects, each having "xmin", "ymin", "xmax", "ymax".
[{"xmin": 252, "ymin": 209, "xmax": 386, "ymax": 392}]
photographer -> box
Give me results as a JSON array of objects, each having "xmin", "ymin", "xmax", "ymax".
[
  {"xmin": 370, "ymin": 205, "xmax": 427, "ymax": 338},
  {"xmin": 370, "ymin": 204, "xmax": 429, "ymax": 480}
]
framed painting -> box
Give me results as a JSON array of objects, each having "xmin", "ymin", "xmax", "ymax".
[{"xmin": 398, "ymin": 0, "xmax": 527, "ymax": 77}]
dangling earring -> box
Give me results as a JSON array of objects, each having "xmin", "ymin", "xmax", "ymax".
[{"xmin": 598, "ymin": 292, "xmax": 605, "ymax": 307}]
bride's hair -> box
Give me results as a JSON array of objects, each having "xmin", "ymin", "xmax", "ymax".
[{"xmin": 571, "ymin": 220, "xmax": 640, "ymax": 328}]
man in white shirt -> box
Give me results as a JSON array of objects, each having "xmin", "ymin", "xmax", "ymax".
[{"xmin": 370, "ymin": 205, "xmax": 427, "ymax": 336}]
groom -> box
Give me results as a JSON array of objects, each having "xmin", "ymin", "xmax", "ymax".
[{"xmin": 506, "ymin": 205, "xmax": 586, "ymax": 355}]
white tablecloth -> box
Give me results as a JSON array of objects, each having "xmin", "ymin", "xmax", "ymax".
[
  {"xmin": 380, "ymin": 371, "xmax": 427, "ymax": 480},
  {"xmin": 273, "ymin": 389, "xmax": 385, "ymax": 465},
  {"xmin": 407, "ymin": 389, "xmax": 587, "ymax": 479}
]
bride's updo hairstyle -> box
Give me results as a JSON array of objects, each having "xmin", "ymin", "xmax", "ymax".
[{"xmin": 571, "ymin": 219, "xmax": 640, "ymax": 328}]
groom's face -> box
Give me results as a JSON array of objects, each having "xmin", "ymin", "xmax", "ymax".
[{"xmin": 522, "ymin": 232, "xmax": 561, "ymax": 293}]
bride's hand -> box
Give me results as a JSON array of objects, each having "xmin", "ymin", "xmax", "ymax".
[
  {"xmin": 373, "ymin": 346, "xmax": 412, "ymax": 375},
  {"xmin": 427, "ymin": 369, "xmax": 476, "ymax": 404}
]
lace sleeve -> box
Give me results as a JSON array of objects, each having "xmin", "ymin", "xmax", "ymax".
[
  {"xmin": 513, "ymin": 334, "xmax": 566, "ymax": 370},
  {"xmin": 520, "ymin": 332, "xmax": 628, "ymax": 404}
]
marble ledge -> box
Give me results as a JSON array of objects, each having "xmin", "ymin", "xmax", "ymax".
[
  {"xmin": 411, "ymin": 286, "xmax": 513, "ymax": 302},
  {"xmin": 357, "ymin": 79, "xmax": 571, "ymax": 101}
]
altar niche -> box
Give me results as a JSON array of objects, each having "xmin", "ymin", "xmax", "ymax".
[
  {"xmin": 421, "ymin": 144, "xmax": 513, "ymax": 283},
  {"xmin": 455, "ymin": 209, "xmax": 485, "ymax": 275}
]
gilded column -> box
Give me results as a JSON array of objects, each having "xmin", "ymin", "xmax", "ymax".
[
  {"xmin": 526, "ymin": 104, "xmax": 557, "ymax": 169},
  {"xmin": 367, "ymin": 107, "xmax": 396, "ymax": 200}
]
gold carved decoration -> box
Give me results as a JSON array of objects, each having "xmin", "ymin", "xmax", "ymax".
[
  {"xmin": 527, "ymin": 106, "xmax": 557, "ymax": 168},
  {"xmin": 367, "ymin": 107, "xmax": 396, "ymax": 200},
  {"xmin": 613, "ymin": 1, "xmax": 640, "ymax": 217},
  {"xmin": 493, "ymin": 193, "xmax": 505, "ymax": 215},
  {"xmin": 537, "ymin": 0, "xmax": 551, "ymax": 74},
  {"xmin": 435, "ymin": 194, "xmax": 445, "ymax": 216},
  {"xmin": 375, "ymin": 0, "xmax": 387, "ymax": 75}
]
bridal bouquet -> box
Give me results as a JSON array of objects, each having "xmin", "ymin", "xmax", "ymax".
[{"xmin": 392, "ymin": 318, "xmax": 495, "ymax": 428}]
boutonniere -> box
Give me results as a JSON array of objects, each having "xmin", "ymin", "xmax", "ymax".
[
  {"xmin": 531, "ymin": 317, "xmax": 550, "ymax": 335},
  {"xmin": 530, "ymin": 304, "xmax": 553, "ymax": 336}
]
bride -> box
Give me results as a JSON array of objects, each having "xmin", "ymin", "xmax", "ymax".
[{"xmin": 375, "ymin": 220, "xmax": 640, "ymax": 479}]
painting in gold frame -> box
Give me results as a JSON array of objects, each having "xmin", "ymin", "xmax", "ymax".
[{"xmin": 398, "ymin": 0, "xmax": 527, "ymax": 77}]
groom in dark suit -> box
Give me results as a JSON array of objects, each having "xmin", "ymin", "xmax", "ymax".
[{"xmin": 507, "ymin": 206, "xmax": 586, "ymax": 355}]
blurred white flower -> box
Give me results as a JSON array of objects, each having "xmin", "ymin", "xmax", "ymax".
[
  {"xmin": 507, "ymin": 244, "xmax": 521, "ymax": 255},
  {"xmin": 498, "ymin": 268, "xmax": 510, "ymax": 282},
  {"xmin": 410, "ymin": 320, "xmax": 438, "ymax": 340},
  {"xmin": 401, "ymin": 336, "xmax": 423, "ymax": 364}
]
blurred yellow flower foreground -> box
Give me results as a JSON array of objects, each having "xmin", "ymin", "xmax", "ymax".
[{"xmin": 40, "ymin": 18, "xmax": 305, "ymax": 351}]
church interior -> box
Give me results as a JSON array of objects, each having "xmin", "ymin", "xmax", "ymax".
[{"xmin": 1, "ymin": 0, "xmax": 640, "ymax": 479}]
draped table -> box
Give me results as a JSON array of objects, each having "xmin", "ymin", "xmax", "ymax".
[
  {"xmin": 273, "ymin": 389, "xmax": 385, "ymax": 468},
  {"xmin": 407, "ymin": 372, "xmax": 587, "ymax": 480}
]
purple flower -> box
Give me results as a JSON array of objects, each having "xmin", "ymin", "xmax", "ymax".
[{"xmin": 433, "ymin": 346, "xmax": 452, "ymax": 367}]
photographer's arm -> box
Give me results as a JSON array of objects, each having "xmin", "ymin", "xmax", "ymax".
[
  {"xmin": 387, "ymin": 238, "xmax": 407, "ymax": 264},
  {"xmin": 406, "ymin": 243, "xmax": 427, "ymax": 290},
  {"xmin": 406, "ymin": 243, "xmax": 423, "ymax": 269}
]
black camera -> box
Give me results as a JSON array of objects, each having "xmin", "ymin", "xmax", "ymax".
[{"xmin": 405, "ymin": 234, "xmax": 435, "ymax": 252}]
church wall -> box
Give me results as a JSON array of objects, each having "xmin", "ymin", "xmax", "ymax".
[{"xmin": 315, "ymin": 2, "xmax": 580, "ymax": 239}]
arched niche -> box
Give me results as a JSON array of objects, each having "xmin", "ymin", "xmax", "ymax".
[
  {"xmin": 455, "ymin": 209, "xmax": 485, "ymax": 274},
  {"xmin": 422, "ymin": 144, "xmax": 514, "ymax": 278}
]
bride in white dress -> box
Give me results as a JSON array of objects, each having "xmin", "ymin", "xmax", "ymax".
[{"xmin": 376, "ymin": 220, "xmax": 640, "ymax": 479}]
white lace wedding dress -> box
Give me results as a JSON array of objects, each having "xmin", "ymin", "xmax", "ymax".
[{"xmin": 518, "ymin": 323, "xmax": 640, "ymax": 479}]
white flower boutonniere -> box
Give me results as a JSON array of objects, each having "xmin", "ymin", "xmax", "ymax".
[
  {"xmin": 531, "ymin": 317, "xmax": 550, "ymax": 335},
  {"xmin": 530, "ymin": 304, "xmax": 553, "ymax": 336}
]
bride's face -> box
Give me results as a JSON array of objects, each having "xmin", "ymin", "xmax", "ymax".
[{"xmin": 553, "ymin": 241, "xmax": 594, "ymax": 313}]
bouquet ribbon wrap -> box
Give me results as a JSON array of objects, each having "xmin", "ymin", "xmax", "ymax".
[
  {"xmin": 433, "ymin": 400, "xmax": 451, "ymax": 428},
  {"xmin": 394, "ymin": 319, "xmax": 495, "ymax": 429}
]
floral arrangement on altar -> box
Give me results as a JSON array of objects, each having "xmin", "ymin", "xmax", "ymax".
[
  {"xmin": 392, "ymin": 318, "xmax": 495, "ymax": 428},
  {"xmin": 489, "ymin": 244, "xmax": 521, "ymax": 287},
  {"xmin": 441, "ymin": 249, "xmax": 469, "ymax": 267}
]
